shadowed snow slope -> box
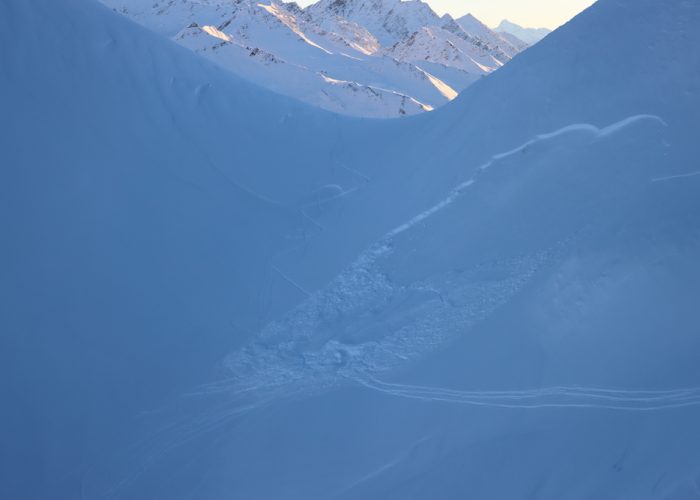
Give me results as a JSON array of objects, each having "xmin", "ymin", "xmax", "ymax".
[{"xmin": 1, "ymin": 0, "xmax": 700, "ymax": 499}]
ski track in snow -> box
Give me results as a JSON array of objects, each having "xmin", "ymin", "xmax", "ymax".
[{"xmin": 358, "ymin": 376, "xmax": 700, "ymax": 411}]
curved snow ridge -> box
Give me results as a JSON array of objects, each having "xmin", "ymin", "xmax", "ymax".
[
  {"xmin": 652, "ymin": 170, "xmax": 700, "ymax": 183},
  {"xmin": 319, "ymin": 75, "xmax": 433, "ymax": 112},
  {"xmin": 490, "ymin": 114, "xmax": 667, "ymax": 163},
  {"xmin": 359, "ymin": 376, "xmax": 700, "ymax": 411}
]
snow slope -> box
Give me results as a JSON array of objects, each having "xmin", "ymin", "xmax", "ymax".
[
  {"xmin": 497, "ymin": 29, "xmax": 529, "ymax": 51},
  {"xmin": 386, "ymin": 25, "xmax": 501, "ymax": 80},
  {"xmin": 174, "ymin": 23, "xmax": 436, "ymax": 117},
  {"xmin": 2, "ymin": 0, "xmax": 700, "ymax": 499}
]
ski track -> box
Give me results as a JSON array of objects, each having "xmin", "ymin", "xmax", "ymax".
[
  {"xmin": 357, "ymin": 376, "xmax": 700, "ymax": 411},
  {"xmin": 271, "ymin": 264, "xmax": 312, "ymax": 296}
]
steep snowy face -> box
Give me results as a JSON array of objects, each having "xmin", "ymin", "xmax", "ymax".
[
  {"xmin": 308, "ymin": 0, "xmax": 441, "ymax": 46},
  {"xmin": 306, "ymin": 0, "xmax": 519, "ymax": 66},
  {"xmin": 300, "ymin": 5, "xmax": 381, "ymax": 55},
  {"xmin": 386, "ymin": 27, "xmax": 500, "ymax": 77},
  {"xmin": 383, "ymin": 13, "xmax": 529, "ymax": 86},
  {"xmin": 496, "ymin": 19, "xmax": 552, "ymax": 45}
]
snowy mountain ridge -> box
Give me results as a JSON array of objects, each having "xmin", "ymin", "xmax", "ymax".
[{"xmin": 102, "ymin": 0, "xmax": 526, "ymax": 117}]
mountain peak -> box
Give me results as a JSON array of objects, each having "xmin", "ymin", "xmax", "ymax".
[
  {"xmin": 307, "ymin": 0, "xmax": 442, "ymax": 45},
  {"xmin": 495, "ymin": 19, "xmax": 551, "ymax": 44},
  {"xmin": 453, "ymin": 12, "xmax": 521, "ymax": 59},
  {"xmin": 459, "ymin": 12, "xmax": 478, "ymax": 22}
]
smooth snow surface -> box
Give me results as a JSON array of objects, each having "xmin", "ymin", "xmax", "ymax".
[{"xmin": 2, "ymin": 0, "xmax": 700, "ymax": 499}]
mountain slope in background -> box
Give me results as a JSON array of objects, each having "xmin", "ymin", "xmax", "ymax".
[
  {"xmin": 455, "ymin": 13, "xmax": 521, "ymax": 57},
  {"xmin": 307, "ymin": 0, "xmax": 443, "ymax": 46},
  {"xmin": 102, "ymin": 0, "xmax": 524, "ymax": 117},
  {"xmin": 497, "ymin": 19, "xmax": 551, "ymax": 45},
  {"xmin": 2, "ymin": 0, "xmax": 700, "ymax": 499}
]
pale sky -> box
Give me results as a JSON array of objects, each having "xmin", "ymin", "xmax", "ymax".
[{"xmin": 426, "ymin": 0, "xmax": 596, "ymax": 29}]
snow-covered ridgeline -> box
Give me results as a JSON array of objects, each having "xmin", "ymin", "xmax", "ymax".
[{"xmin": 102, "ymin": 0, "xmax": 528, "ymax": 117}]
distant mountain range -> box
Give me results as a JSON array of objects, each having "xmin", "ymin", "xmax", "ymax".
[
  {"xmin": 496, "ymin": 19, "xmax": 552, "ymax": 45},
  {"xmin": 103, "ymin": 0, "xmax": 538, "ymax": 118}
]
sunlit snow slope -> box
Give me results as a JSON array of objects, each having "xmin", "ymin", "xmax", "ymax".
[
  {"xmin": 1, "ymin": 0, "xmax": 700, "ymax": 499},
  {"xmin": 102, "ymin": 0, "xmax": 520, "ymax": 117}
]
